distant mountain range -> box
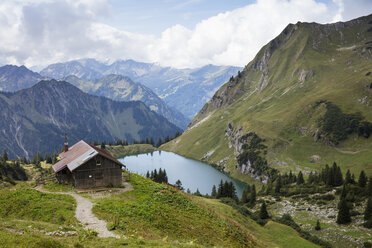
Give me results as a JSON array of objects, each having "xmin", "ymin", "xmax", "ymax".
[
  {"xmin": 40, "ymin": 59, "xmax": 242, "ymax": 119},
  {"xmin": 0, "ymin": 65, "xmax": 44, "ymax": 92},
  {"xmin": 0, "ymin": 65, "xmax": 189, "ymax": 129},
  {"xmin": 63, "ymin": 74, "xmax": 189, "ymax": 129},
  {"xmin": 0, "ymin": 80, "xmax": 180, "ymax": 158}
]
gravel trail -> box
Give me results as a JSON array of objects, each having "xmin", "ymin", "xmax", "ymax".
[{"xmin": 35, "ymin": 182, "xmax": 133, "ymax": 238}]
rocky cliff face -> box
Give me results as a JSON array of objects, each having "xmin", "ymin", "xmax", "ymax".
[{"xmin": 0, "ymin": 80, "xmax": 181, "ymax": 158}]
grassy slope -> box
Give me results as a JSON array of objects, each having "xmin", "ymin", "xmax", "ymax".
[
  {"xmin": 163, "ymin": 15, "xmax": 372, "ymax": 181},
  {"xmin": 93, "ymin": 173, "xmax": 318, "ymax": 247}
]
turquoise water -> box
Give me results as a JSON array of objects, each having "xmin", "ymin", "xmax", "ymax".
[{"xmin": 120, "ymin": 151, "xmax": 247, "ymax": 197}]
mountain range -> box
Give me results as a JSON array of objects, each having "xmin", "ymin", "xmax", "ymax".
[
  {"xmin": 40, "ymin": 59, "xmax": 242, "ymax": 119},
  {"xmin": 0, "ymin": 65, "xmax": 44, "ymax": 92},
  {"xmin": 0, "ymin": 65, "xmax": 189, "ymax": 129},
  {"xmin": 0, "ymin": 80, "xmax": 180, "ymax": 158},
  {"xmin": 163, "ymin": 14, "xmax": 372, "ymax": 181},
  {"xmin": 62, "ymin": 74, "xmax": 189, "ymax": 129}
]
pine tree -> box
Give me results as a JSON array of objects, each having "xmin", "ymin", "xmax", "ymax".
[
  {"xmin": 241, "ymin": 189, "xmax": 248, "ymax": 203},
  {"xmin": 217, "ymin": 180, "xmax": 224, "ymax": 198},
  {"xmin": 337, "ymin": 198, "xmax": 351, "ymax": 224},
  {"xmin": 250, "ymin": 184, "xmax": 256, "ymax": 205},
  {"xmin": 297, "ymin": 171, "xmax": 304, "ymax": 185},
  {"xmin": 364, "ymin": 198, "xmax": 372, "ymax": 221},
  {"xmin": 223, "ymin": 181, "xmax": 229, "ymax": 197},
  {"xmin": 259, "ymin": 202, "xmax": 269, "ymax": 219},
  {"xmin": 315, "ymin": 220, "xmax": 321, "ymax": 231},
  {"xmin": 340, "ymin": 184, "xmax": 347, "ymax": 200},
  {"xmin": 194, "ymin": 188, "xmax": 201, "ymax": 196},
  {"xmin": 211, "ymin": 185, "xmax": 217, "ymax": 198},
  {"xmin": 275, "ymin": 175, "xmax": 282, "ymax": 194},
  {"xmin": 335, "ymin": 165, "xmax": 343, "ymax": 186},
  {"xmin": 146, "ymin": 171, "xmax": 150, "ymax": 178},
  {"xmin": 175, "ymin": 179, "xmax": 183, "ymax": 190},
  {"xmin": 368, "ymin": 177, "xmax": 372, "ymax": 197},
  {"xmin": 229, "ymin": 182, "xmax": 237, "ymax": 199},
  {"xmin": 359, "ymin": 170, "xmax": 367, "ymax": 188},
  {"xmin": 345, "ymin": 169, "xmax": 352, "ymax": 184},
  {"xmin": 2, "ymin": 149, "xmax": 8, "ymax": 161},
  {"xmin": 156, "ymin": 137, "xmax": 163, "ymax": 147}
]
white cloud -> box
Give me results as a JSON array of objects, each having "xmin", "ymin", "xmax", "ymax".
[{"xmin": 0, "ymin": 0, "xmax": 370, "ymax": 69}]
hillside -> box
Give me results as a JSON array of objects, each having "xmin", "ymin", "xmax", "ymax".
[
  {"xmin": 0, "ymin": 173, "xmax": 321, "ymax": 248},
  {"xmin": 40, "ymin": 59, "xmax": 241, "ymax": 119},
  {"xmin": 63, "ymin": 74, "xmax": 189, "ymax": 129},
  {"xmin": 0, "ymin": 65, "xmax": 45, "ymax": 92},
  {"xmin": 163, "ymin": 14, "xmax": 372, "ymax": 182},
  {"xmin": 0, "ymin": 80, "xmax": 180, "ymax": 158}
]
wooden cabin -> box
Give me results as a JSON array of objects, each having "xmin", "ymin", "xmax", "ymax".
[{"xmin": 52, "ymin": 139, "xmax": 125, "ymax": 189}]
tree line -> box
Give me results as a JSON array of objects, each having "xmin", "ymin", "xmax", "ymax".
[{"xmin": 93, "ymin": 131, "xmax": 182, "ymax": 149}]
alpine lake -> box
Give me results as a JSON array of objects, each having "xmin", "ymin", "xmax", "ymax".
[{"xmin": 119, "ymin": 151, "xmax": 247, "ymax": 197}]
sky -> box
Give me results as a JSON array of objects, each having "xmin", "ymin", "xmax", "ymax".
[{"xmin": 0, "ymin": 0, "xmax": 371, "ymax": 70}]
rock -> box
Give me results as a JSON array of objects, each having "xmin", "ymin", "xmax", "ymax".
[
  {"xmin": 65, "ymin": 231, "xmax": 77, "ymax": 236},
  {"xmin": 309, "ymin": 155, "xmax": 321, "ymax": 163}
]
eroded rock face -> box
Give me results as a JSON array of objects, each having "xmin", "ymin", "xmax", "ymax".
[
  {"xmin": 225, "ymin": 123, "xmax": 269, "ymax": 182},
  {"xmin": 225, "ymin": 122, "xmax": 244, "ymax": 155}
]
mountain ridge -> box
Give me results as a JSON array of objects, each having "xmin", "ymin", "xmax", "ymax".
[
  {"xmin": 0, "ymin": 79, "xmax": 181, "ymax": 158},
  {"xmin": 40, "ymin": 59, "xmax": 242, "ymax": 119},
  {"xmin": 63, "ymin": 74, "xmax": 190, "ymax": 129},
  {"xmin": 163, "ymin": 14, "xmax": 372, "ymax": 182}
]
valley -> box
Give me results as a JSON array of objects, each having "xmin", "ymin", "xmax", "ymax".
[{"xmin": 0, "ymin": 3, "xmax": 371, "ymax": 247}]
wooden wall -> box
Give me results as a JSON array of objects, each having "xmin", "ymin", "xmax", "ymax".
[{"xmin": 73, "ymin": 155, "xmax": 122, "ymax": 189}]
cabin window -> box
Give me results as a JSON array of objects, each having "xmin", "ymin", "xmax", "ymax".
[{"xmin": 96, "ymin": 158, "xmax": 101, "ymax": 166}]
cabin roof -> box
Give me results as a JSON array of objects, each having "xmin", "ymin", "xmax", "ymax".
[{"xmin": 52, "ymin": 140, "xmax": 124, "ymax": 173}]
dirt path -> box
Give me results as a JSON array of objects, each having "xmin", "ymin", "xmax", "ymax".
[{"xmin": 35, "ymin": 182, "xmax": 133, "ymax": 238}]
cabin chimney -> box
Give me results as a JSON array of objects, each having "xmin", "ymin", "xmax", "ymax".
[{"xmin": 64, "ymin": 134, "xmax": 68, "ymax": 152}]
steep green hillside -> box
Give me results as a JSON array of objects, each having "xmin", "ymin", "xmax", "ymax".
[
  {"xmin": 163, "ymin": 15, "xmax": 372, "ymax": 182},
  {"xmin": 93, "ymin": 173, "xmax": 318, "ymax": 247}
]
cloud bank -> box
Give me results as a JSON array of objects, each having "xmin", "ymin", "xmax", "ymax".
[{"xmin": 0, "ymin": 0, "xmax": 371, "ymax": 69}]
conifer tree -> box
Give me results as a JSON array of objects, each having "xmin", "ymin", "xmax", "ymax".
[
  {"xmin": 241, "ymin": 189, "xmax": 248, "ymax": 203},
  {"xmin": 146, "ymin": 171, "xmax": 150, "ymax": 178},
  {"xmin": 250, "ymin": 184, "xmax": 256, "ymax": 205},
  {"xmin": 223, "ymin": 181, "xmax": 229, "ymax": 197},
  {"xmin": 194, "ymin": 188, "xmax": 201, "ymax": 196},
  {"xmin": 175, "ymin": 179, "xmax": 183, "ymax": 190},
  {"xmin": 229, "ymin": 182, "xmax": 237, "ymax": 199},
  {"xmin": 217, "ymin": 180, "xmax": 224, "ymax": 198},
  {"xmin": 345, "ymin": 169, "xmax": 352, "ymax": 184},
  {"xmin": 340, "ymin": 184, "xmax": 347, "ymax": 200},
  {"xmin": 359, "ymin": 170, "xmax": 367, "ymax": 188},
  {"xmin": 156, "ymin": 137, "xmax": 163, "ymax": 147},
  {"xmin": 259, "ymin": 202, "xmax": 269, "ymax": 219},
  {"xmin": 364, "ymin": 198, "xmax": 372, "ymax": 221},
  {"xmin": 367, "ymin": 177, "xmax": 372, "ymax": 197},
  {"xmin": 275, "ymin": 175, "xmax": 282, "ymax": 194},
  {"xmin": 297, "ymin": 171, "xmax": 304, "ymax": 184},
  {"xmin": 211, "ymin": 185, "xmax": 217, "ymax": 198},
  {"xmin": 315, "ymin": 220, "xmax": 321, "ymax": 231},
  {"xmin": 337, "ymin": 198, "xmax": 351, "ymax": 224},
  {"xmin": 335, "ymin": 166, "xmax": 343, "ymax": 186}
]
